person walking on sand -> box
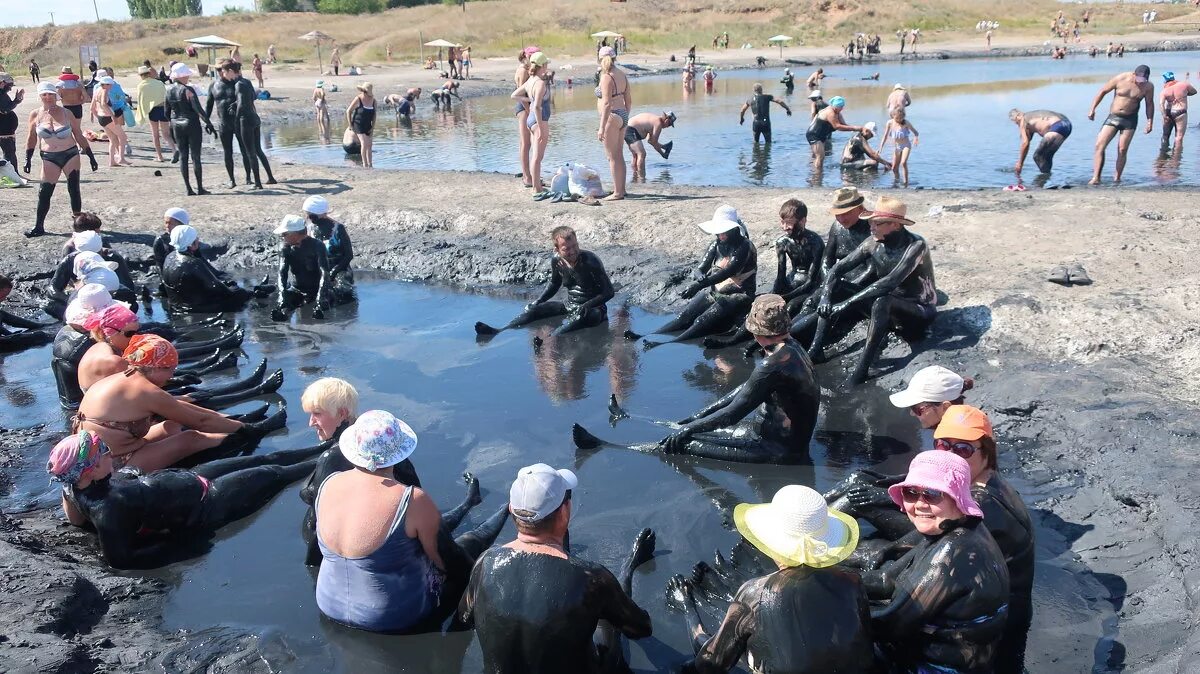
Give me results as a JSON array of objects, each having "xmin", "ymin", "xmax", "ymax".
[
  {"xmin": 330, "ymin": 48, "xmax": 341, "ymax": 77},
  {"xmin": 29, "ymin": 59, "xmax": 40, "ymax": 84},
  {"xmin": 136, "ymin": 66, "xmax": 173, "ymax": 162},
  {"xmin": 1087, "ymin": 64, "xmax": 1154, "ymax": 184},
  {"xmin": 1159, "ymin": 71, "xmax": 1196, "ymax": 156}
]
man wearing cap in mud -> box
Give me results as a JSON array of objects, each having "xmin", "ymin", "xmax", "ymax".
[
  {"xmin": 458, "ymin": 464, "xmax": 656, "ymax": 673},
  {"xmin": 162, "ymin": 223, "xmax": 269, "ymax": 313},
  {"xmin": 1087, "ymin": 64, "xmax": 1154, "ymax": 184},
  {"xmin": 791, "ymin": 195, "xmax": 937, "ymax": 385},
  {"xmin": 667, "ymin": 484, "xmax": 874, "ymax": 673},
  {"xmin": 272, "ymin": 214, "xmax": 338, "ymax": 321},
  {"xmin": 624, "ymin": 110, "xmax": 676, "ymax": 178}
]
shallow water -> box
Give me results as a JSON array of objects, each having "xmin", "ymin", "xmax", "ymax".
[
  {"xmin": 0, "ymin": 277, "xmax": 1111, "ymax": 672},
  {"xmin": 266, "ymin": 51, "xmax": 1200, "ymax": 189}
]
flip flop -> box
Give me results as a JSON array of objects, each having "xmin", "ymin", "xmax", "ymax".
[
  {"xmin": 1066, "ymin": 263, "xmax": 1092, "ymax": 286},
  {"xmin": 532, "ymin": 190, "xmax": 553, "ymax": 201},
  {"xmin": 1047, "ymin": 266, "xmax": 1070, "ymax": 286},
  {"xmin": 549, "ymin": 192, "xmax": 563, "ymax": 203},
  {"xmin": 661, "ymin": 141, "xmax": 674, "ymax": 159}
]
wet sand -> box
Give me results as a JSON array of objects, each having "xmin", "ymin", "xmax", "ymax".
[{"xmin": 3, "ymin": 119, "xmax": 1200, "ymax": 669}]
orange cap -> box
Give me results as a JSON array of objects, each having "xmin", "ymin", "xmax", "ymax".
[{"xmin": 933, "ymin": 405, "xmax": 993, "ymax": 441}]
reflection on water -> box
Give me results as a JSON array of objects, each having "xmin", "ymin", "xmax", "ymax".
[{"xmin": 267, "ymin": 51, "xmax": 1200, "ymax": 188}]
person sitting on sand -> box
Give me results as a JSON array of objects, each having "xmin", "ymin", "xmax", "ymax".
[
  {"xmin": 790, "ymin": 196, "xmax": 937, "ymax": 385},
  {"xmin": 624, "ymin": 111, "xmax": 676, "ymax": 177},
  {"xmin": 668, "ymin": 484, "xmax": 873, "ymax": 673},
  {"xmin": 272, "ymin": 214, "xmax": 349, "ymax": 322},
  {"xmin": 0, "ymin": 274, "xmax": 53, "ymax": 352},
  {"xmin": 50, "ymin": 430, "xmax": 321, "ymax": 569},
  {"xmin": 75, "ymin": 334, "xmax": 283, "ymax": 473},
  {"xmin": 840, "ymin": 121, "xmax": 892, "ymax": 171},
  {"xmin": 161, "ymin": 224, "xmax": 261, "ymax": 313},
  {"xmin": 1087, "ymin": 64, "xmax": 1154, "ymax": 184},
  {"xmin": 475, "ymin": 226, "xmax": 614, "ymax": 338},
  {"xmin": 1010, "ymin": 108, "xmax": 1072, "ymax": 175},
  {"xmin": 457, "ymin": 464, "xmax": 656, "ymax": 672},
  {"xmin": 315, "ymin": 410, "xmax": 508, "ymax": 633}
]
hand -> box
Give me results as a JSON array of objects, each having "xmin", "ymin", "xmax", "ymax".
[
  {"xmin": 827, "ymin": 301, "xmax": 848, "ymax": 318},
  {"xmin": 846, "ymin": 485, "xmax": 893, "ymax": 509},
  {"xmin": 1087, "ymin": 110, "xmax": 1096, "ymax": 121},
  {"xmin": 680, "ymin": 283, "xmax": 701, "ymax": 300},
  {"xmin": 739, "ymin": 118, "xmax": 745, "ymax": 125},
  {"xmin": 312, "ymin": 307, "xmax": 325, "ymax": 319},
  {"xmin": 1145, "ymin": 121, "xmax": 1153, "ymax": 134},
  {"xmin": 270, "ymin": 306, "xmax": 287, "ymax": 321},
  {"xmin": 523, "ymin": 301, "xmax": 539, "ymax": 313},
  {"xmin": 1014, "ymin": 162, "xmax": 1023, "ymax": 174},
  {"xmin": 666, "ymin": 574, "xmax": 694, "ymax": 604},
  {"xmin": 785, "ymin": 109, "xmax": 792, "ymax": 116},
  {"xmin": 23, "ymin": 160, "xmax": 31, "ymax": 174},
  {"xmin": 597, "ymin": 129, "xmax": 604, "ymax": 141},
  {"xmin": 88, "ymin": 154, "xmax": 98, "ymax": 172},
  {"xmin": 817, "ymin": 298, "xmax": 834, "ymax": 318},
  {"xmin": 661, "ymin": 429, "xmax": 693, "ymax": 454},
  {"xmin": 691, "ymin": 267, "xmax": 706, "ymax": 282},
  {"xmin": 206, "ymin": 125, "xmax": 216, "ymax": 136}
]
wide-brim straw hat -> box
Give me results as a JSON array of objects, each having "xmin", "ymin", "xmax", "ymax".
[
  {"xmin": 734, "ymin": 485, "xmax": 859, "ymax": 568},
  {"xmin": 864, "ymin": 195, "xmax": 915, "ymax": 226},
  {"xmin": 829, "ymin": 186, "xmax": 865, "ymax": 214}
]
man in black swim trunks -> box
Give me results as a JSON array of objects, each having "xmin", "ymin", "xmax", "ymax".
[
  {"xmin": 272, "ymin": 214, "xmax": 335, "ymax": 321},
  {"xmin": 1010, "ymin": 108, "xmax": 1072, "ymax": 175},
  {"xmin": 475, "ymin": 226, "xmax": 615, "ymax": 336},
  {"xmin": 738, "ymin": 83, "xmax": 791, "ymax": 143},
  {"xmin": 624, "ymin": 110, "xmax": 676, "ymax": 178},
  {"xmin": 458, "ymin": 464, "xmax": 656, "ymax": 673},
  {"xmin": 1087, "ymin": 64, "xmax": 1153, "ymax": 184}
]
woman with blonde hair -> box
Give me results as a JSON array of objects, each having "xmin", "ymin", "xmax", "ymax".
[
  {"xmin": 313, "ymin": 81, "xmax": 329, "ymax": 139},
  {"xmin": 513, "ymin": 50, "xmax": 533, "ymax": 187},
  {"xmin": 346, "ymin": 82, "xmax": 376, "ymax": 167},
  {"xmin": 511, "ymin": 53, "xmax": 551, "ymax": 191},
  {"xmin": 595, "ymin": 47, "xmax": 630, "ymax": 200}
]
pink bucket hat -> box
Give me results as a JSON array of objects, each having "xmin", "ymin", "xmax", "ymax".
[{"xmin": 887, "ymin": 450, "xmax": 983, "ymax": 517}]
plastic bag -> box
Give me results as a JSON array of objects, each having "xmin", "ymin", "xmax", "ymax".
[
  {"xmin": 550, "ymin": 165, "xmax": 570, "ymax": 193},
  {"xmin": 567, "ymin": 162, "xmax": 605, "ymax": 197}
]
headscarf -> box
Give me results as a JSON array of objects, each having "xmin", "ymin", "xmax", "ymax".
[
  {"xmin": 81, "ymin": 303, "xmax": 137, "ymax": 337},
  {"xmin": 122, "ymin": 334, "xmax": 179, "ymax": 369},
  {"xmin": 47, "ymin": 431, "xmax": 109, "ymax": 485},
  {"xmin": 73, "ymin": 252, "xmax": 120, "ymax": 291}
]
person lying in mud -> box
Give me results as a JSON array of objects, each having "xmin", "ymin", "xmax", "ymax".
[
  {"xmin": 302, "ymin": 195, "xmax": 356, "ymax": 301},
  {"xmin": 272, "ymin": 214, "xmax": 352, "ymax": 321},
  {"xmin": 475, "ymin": 226, "xmax": 615, "ymax": 337},
  {"xmin": 626, "ymin": 206, "xmax": 757, "ymax": 348},
  {"xmin": 789, "ymin": 196, "xmax": 937, "ymax": 385},
  {"xmin": 75, "ymin": 334, "xmax": 284, "ymax": 473},
  {"xmin": 864, "ymin": 450, "xmax": 1011, "ymax": 673},
  {"xmin": 315, "ymin": 411, "xmax": 509, "ymax": 634},
  {"xmin": 162, "ymin": 224, "xmax": 270, "ymax": 313},
  {"xmin": 49, "ymin": 430, "xmax": 320, "ymax": 569},
  {"xmin": 457, "ymin": 463, "xmax": 656, "ymax": 673},
  {"xmin": 0, "ymin": 274, "xmax": 53, "ymax": 352},
  {"xmin": 579, "ymin": 295, "xmax": 820, "ymax": 464},
  {"xmin": 1010, "ymin": 108, "xmax": 1072, "ymax": 175},
  {"xmin": 667, "ymin": 485, "xmax": 873, "ymax": 674}
]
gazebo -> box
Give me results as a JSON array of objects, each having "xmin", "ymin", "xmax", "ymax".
[{"xmin": 183, "ymin": 35, "xmax": 242, "ymax": 71}]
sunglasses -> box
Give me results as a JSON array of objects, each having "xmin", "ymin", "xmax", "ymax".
[
  {"xmin": 910, "ymin": 402, "xmax": 938, "ymax": 416},
  {"xmin": 934, "ymin": 438, "xmax": 978, "ymax": 459},
  {"xmin": 901, "ymin": 486, "xmax": 945, "ymax": 505},
  {"xmin": 122, "ymin": 329, "xmax": 138, "ymax": 338}
]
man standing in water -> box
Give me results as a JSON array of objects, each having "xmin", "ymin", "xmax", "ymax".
[
  {"xmin": 739, "ymin": 83, "xmax": 792, "ymax": 144},
  {"xmin": 1087, "ymin": 64, "xmax": 1153, "ymax": 184},
  {"xmin": 624, "ymin": 111, "xmax": 676, "ymax": 178},
  {"xmin": 1159, "ymin": 71, "xmax": 1196, "ymax": 156},
  {"xmin": 1009, "ymin": 108, "xmax": 1072, "ymax": 174}
]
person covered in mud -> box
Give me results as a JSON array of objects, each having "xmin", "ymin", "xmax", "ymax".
[
  {"xmin": 667, "ymin": 484, "xmax": 873, "ymax": 673},
  {"xmin": 166, "ymin": 63, "xmax": 216, "ymax": 196},
  {"xmin": 475, "ymin": 226, "xmax": 615, "ymax": 337},
  {"xmin": 789, "ymin": 196, "xmax": 937, "ymax": 385},
  {"xmin": 272, "ymin": 215, "xmax": 344, "ymax": 321},
  {"xmin": 624, "ymin": 110, "xmax": 676, "ymax": 178},
  {"xmin": 0, "ymin": 274, "xmax": 53, "ymax": 352},
  {"xmin": 161, "ymin": 224, "xmax": 264, "ymax": 313},
  {"xmin": 1009, "ymin": 108, "xmax": 1072, "ymax": 175},
  {"xmin": 1087, "ymin": 64, "xmax": 1154, "ymax": 185},
  {"xmin": 51, "ymin": 285, "xmax": 123, "ymax": 409},
  {"xmin": 228, "ymin": 60, "xmax": 276, "ymax": 189},
  {"xmin": 314, "ymin": 411, "xmax": 509, "ymax": 633},
  {"xmin": 49, "ymin": 430, "xmax": 322, "ymax": 569},
  {"xmin": 864, "ymin": 450, "xmax": 1011, "ymax": 673},
  {"xmin": 457, "ymin": 464, "xmax": 656, "ymax": 673},
  {"xmin": 840, "ymin": 121, "xmax": 892, "ymax": 171},
  {"xmin": 302, "ymin": 195, "xmax": 355, "ymax": 300},
  {"xmin": 207, "ymin": 59, "xmax": 247, "ymax": 189},
  {"xmin": 76, "ymin": 334, "xmax": 284, "ymax": 473},
  {"xmin": 627, "ymin": 206, "xmax": 757, "ymax": 348}
]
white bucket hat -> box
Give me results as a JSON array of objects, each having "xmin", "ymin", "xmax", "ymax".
[
  {"xmin": 169, "ymin": 225, "xmax": 199, "ymax": 251},
  {"xmin": 72, "ymin": 231, "xmax": 103, "ymax": 254},
  {"xmin": 889, "ymin": 365, "xmax": 966, "ymax": 408},
  {"xmin": 302, "ymin": 195, "xmax": 330, "ymax": 215},
  {"xmin": 509, "ymin": 463, "xmax": 578, "ymax": 523},
  {"xmin": 338, "ymin": 410, "xmax": 418, "ymax": 471},
  {"xmin": 65, "ymin": 283, "xmax": 123, "ymax": 326},
  {"xmin": 696, "ymin": 204, "xmax": 742, "ymax": 235},
  {"xmin": 164, "ymin": 207, "xmax": 190, "ymax": 225},
  {"xmin": 734, "ymin": 485, "xmax": 859, "ymax": 568},
  {"xmin": 274, "ymin": 214, "xmax": 307, "ymax": 235},
  {"xmin": 73, "ymin": 251, "xmax": 118, "ymax": 278},
  {"xmin": 170, "ymin": 63, "xmax": 193, "ymax": 78}
]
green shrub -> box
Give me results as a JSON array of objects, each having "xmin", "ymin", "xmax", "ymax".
[{"xmin": 316, "ymin": 0, "xmax": 384, "ymax": 14}]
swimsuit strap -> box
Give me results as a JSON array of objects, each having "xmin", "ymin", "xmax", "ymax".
[{"xmin": 315, "ymin": 476, "xmax": 413, "ymax": 540}]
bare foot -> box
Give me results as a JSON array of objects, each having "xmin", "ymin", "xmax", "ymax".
[
  {"xmin": 602, "ymin": 193, "xmax": 626, "ymax": 201},
  {"xmin": 1088, "ymin": 177, "xmax": 1100, "ymax": 185}
]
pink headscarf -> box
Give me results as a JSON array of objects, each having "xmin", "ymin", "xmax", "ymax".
[{"xmin": 81, "ymin": 303, "xmax": 137, "ymax": 337}]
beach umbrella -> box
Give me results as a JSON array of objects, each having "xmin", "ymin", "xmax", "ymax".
[
  {"xmin": 590, "ymin": 30, "xmax": 623, "ymax": 39},
  {"xmin": 423, "ymin": 38, "xmax": 460, "ymax": 68},
  {"xmin": 300, "ymin": 30, "xmax": 334, "ymax": 70},
  {"xmin": 183, "ymin": 34, "xmax": 242, "ymax": 67},
  {"xmin": 768, "ymin": 34, "xmax": 793, "ymax": 58}
]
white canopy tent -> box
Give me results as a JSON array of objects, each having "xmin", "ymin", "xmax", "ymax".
[{"xmin": 184, "ymin": 35, "xmax": 241, "ymax": 67}]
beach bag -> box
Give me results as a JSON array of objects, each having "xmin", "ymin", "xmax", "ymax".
[{"xmin": 567, "ymin": 163, "xmax": 605, "ymax": 197}]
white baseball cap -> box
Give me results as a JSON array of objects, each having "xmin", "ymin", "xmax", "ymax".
[
  {"xmin": 302, "ymin": 195, "xmax": 330, "ymax": 215},
  {"xmin": 274, "ymin": 214, "xmax": 307, "ymax": 235},
  {"xmin": 696, "ymin": 205, "xmax": 742, "ymax": 235},
  {"xmin": 169, "ymin": 225, "xmax": 199, "ymax": 250},
  {"xmin": 509, "ymin": 463, "xmax": 578, "ymax": 523},
  {"xmin": 164, "ymin": 207, "xmax": 190, "ymax": 225},
  {"xmin": 889, "ymin": 365, "xmax": 966, "ymax": 408},
  {"xmin": 72, "ymin": 231, "xmax": 103, "ymax": 254}
]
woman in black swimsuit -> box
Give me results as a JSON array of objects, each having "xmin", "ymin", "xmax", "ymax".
[
  {"xmin": 346, "ymin": 82, "xmax": 376, "ymax": 168},
  {"xmin": 165, "ymin": 64, "xmax": 216, "ymax": 196},
  {"xmin": 23, "ymin": 82, "xmax": 98, "ymax": 238}
]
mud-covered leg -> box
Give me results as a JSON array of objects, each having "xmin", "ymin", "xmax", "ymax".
[
  {"xmin": 553, "ymin": 307, "xmax": 606, "ymax": 336},
  {"xmin": 649, "ymin": 293, "xmax": 713, "ymax": 335},
  {"xmin": 504, "ymin": 301, "xmax": 568, "ymax": 329}
]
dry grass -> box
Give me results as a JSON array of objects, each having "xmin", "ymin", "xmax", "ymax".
[{"xmin": 0, "ymin": 0, "xmax": 1190, "ymax": 70}]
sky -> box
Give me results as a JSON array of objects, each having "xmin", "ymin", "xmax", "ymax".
[{"xmin": 1, "ymin": 0, "xmax": 258, "ymax": 28}]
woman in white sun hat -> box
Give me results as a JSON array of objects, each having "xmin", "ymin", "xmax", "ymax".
[{"xmin": 668, "ymin": 484, "xmax": 874, "ymax": 672}]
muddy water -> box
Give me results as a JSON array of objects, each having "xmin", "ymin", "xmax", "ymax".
[
  {"xmin": 1, "ymin": 277, "xmax": 1111, "ymax": 672},
  {"xmin": 266, "ymin": 51, "xmax": 1200, "ymax": 189}
]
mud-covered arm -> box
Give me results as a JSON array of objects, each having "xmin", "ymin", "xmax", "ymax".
[
  {"xmin": 870, "ymin": 551, "xmax": 957, "ymax": 640},
  {"xmin": 693, "ymin": 241, "xmax": 749, "ymax": 289},
  {"xmin": 576, "ymin": 255, "xmax": 615, "ymax": 313},
  {"xmin": 795, "ymin": 235, "xmax": 825, "ymax": 297},
  {"xmin": 50, "ymin": 256, "xmax": 73, "ymax": 295},
  {"xmin": 204, "ymin": 82, "xmax": 215, "ymax": 118},
  {"xmin": 533, "ymin": 257, "xmax": 564, "ymax": 305},
  {"xmin": 680, "ymin": 383, "xmax": 743, "ymax": 424},
  {"xmin": 835, "ymin": 238, "xmax": 926, "ymax": 312},
  {"xmin": 276, "ymin": 247, "xmax": 291, "ymax": 293},
  {"xmin": 772, "ymin": 241, "xmax": 792, "ymax": 294},
  {"xmin": 597, "ymin": 565, "xmax": 652, "ymax": 639},
  {"xmin": 821, "ymin": 223, "xmax": 841, "ymax": 274},
  {"xmin": 0, "ymin": 308, "xmax": 49, "ymax": 330},
  {"xmin": 235, "ymin": 79, "xmax": 256, "ymax": 119},
  {"xmin": 683, "ymin": 366, "xmax": 772, "ymax": 435},
  {"xmin": 188, "ymin": 87, "xmax": 215, "ymax": 133},
  {"xmin": 110, "ymin": 252, "xmax": 136, "ymax": 291},
  {"xmin": 455, "ymin": 556, "xmax": 486, "ymax": 628},
  {"xmin": 687, "ymin": 592, "xmax": 754, "ymax": 673},
  {"xmin": 820, "ymin": 242, "xmax": 872, "ymax": 300},
  {"xmin": 692, "ymin": 241, "xmax": 718, "ymax": 281},
  {"xmin": 313, "ymin": 243, "xmax": 331, "ymax": 307},
  {"xmin": 332, "ymin": 224, "xmax": 354, "ymax": 274},
  {"xmin": 189, "ymin": 256, "xmax": 242, "ymax": 298}
]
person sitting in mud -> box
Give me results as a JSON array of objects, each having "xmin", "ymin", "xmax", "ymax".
[
  {"xmin": 475, "ymin": 226, "xmax": 615, "ymax": 337},
  {"xmin": 864, "ymin": 450, "xmax": 1011, "ymax": 673},
  {"xmin": 52, "ymin": 285, "xmax": 124, "ymax": 409},
  {"xmin": 667, "ymin": 484, "xmax": 873, "ymax": 673},
  {"xmin": 790, "ymin": 196, "xmax": 937, "ymax": 385},
  {"xmin": 1010, "ymin": 108, "xmax": 1072, "ymax": 175},
  {"xmin": 49, "ymin": 430, "xmax": 324, "ymax": 569},
  {"xmin": 76, "ymin": 303, "xmax": 142, "ymax": 393},
  {"xmin": 315, "ymin": 410, "xmax": 508, "ymax": 633},
  {"xmin": 61, "ymin": 211, "xmax": 111, "ymax": 255},
  {"xmin": 302, "ymin": 195, "xmax": 355, "ymax": 297},
  {"xmin": 46, "ymin": 228, "xmax": 135, "ymax": 319},
  {"xmin": 76, "ymin": 334, "xmax": 284, "ymax": 473},
  {"xmin": 627, "ymin": 206, "xmax": 757, "ymax": 348},
  {"xmin": 1087, "ymin": 64, "xmax": 1154, "ymax": 185},
  {"xmin": 0, "ymin": 274, "xmax": 53, "ymax": 352},
  {"xmin": 457, "ymin": 463, "xmax": 656, "ymax": 673},
  {"xmin": 162, "ymin": 224, "xmax": 267, "ymax": 313},
  {"xmin": 624, "ymin": 111, "xmax": 676, "ymax": 177},
  {"xmin": 272, "ymin": 214, "xmax": 349, "ymax": 321},
  {"xmin": 840, "ymin": 121, "xmax": 892, "ymax": 171},
  {"xmin": 45, "ymin": 249, "xmax": 140, "ymax": 320}
]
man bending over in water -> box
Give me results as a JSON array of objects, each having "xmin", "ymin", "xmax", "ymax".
[
  {"xmin": 1010, "ymin": 108, "xmax": 1071, "ymax": 174},
  {"xmin": 458, "ymin": 464, "xmax": 656, "ymax": 673},
  {"xmin": 475, "ymin": 226, "xmax": 615, "ymax": 337},
  {"xmin": 624, "ymin": 110, "xmax": 676, "ymax": 178},
  {"xmin": 1159, "ymin": 71, "xmax": 1196, "ymax": 156},
  {"xmin": 1087, "ymin": 64, "xmax": 1153, "ymax": 184}
]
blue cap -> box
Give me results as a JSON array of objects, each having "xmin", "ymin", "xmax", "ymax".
[
  {"xmin": 829, "ymin": 96, "xmax": 846, "ymax": 108},
  {"xmin": 1164, "ymin": 71, "xmax": 1176, "ymax": 82}
]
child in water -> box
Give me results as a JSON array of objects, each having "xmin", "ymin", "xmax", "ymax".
[{"xmin": 879, "ymin": 107, "xmax": 920, "ymax": 186}]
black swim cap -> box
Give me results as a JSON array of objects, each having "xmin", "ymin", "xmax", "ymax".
[{"xmin": 1135, "ymin": 65, "xmax": 1150, "ymax": 78}]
